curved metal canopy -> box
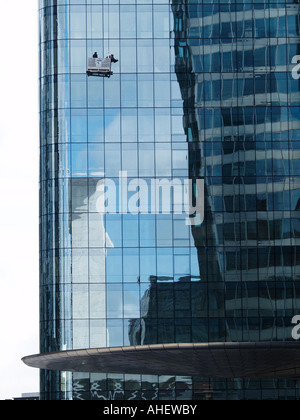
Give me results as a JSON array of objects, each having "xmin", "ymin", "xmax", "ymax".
[{"xmin": 22, "ymin": 342, "xmax": 300, "ymax": 378}]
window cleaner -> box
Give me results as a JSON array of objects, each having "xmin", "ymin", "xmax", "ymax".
[{"xmin": 87, "ymin": 53, "xmax": 118, "ymax": 78}]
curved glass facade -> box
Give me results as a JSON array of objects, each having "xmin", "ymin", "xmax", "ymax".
[{"xmin": 39, "ymin": 0, "xmax": 300, "ymax": 400}]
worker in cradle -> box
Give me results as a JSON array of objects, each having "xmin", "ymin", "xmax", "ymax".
[
  {"xmin": 93, "ymin": 52, "xmax": 98, "ymax": 58},
  {"xmin": 109, "ymin": 54, "xmax": 118, "ymax": 63}
]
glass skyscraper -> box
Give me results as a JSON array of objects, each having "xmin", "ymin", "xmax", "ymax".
[{"xmin": 34, "ymin": 0, "xmax": 300, "ymax": 400}]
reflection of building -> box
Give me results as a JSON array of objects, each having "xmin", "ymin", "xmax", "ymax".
[
  {"xmin": 24, "ymin": 1, "xmax": 300, "ymax": 400},
  {"xmin": 128, "ymin": 276, "xmax": 210, "ymax": 346},
  {"xmin": 171, "ymin": 0, "xmax": 300, "ymax": 399},
  {"xmin": 172, "ymin": 0, "xmax": 300, "ymax": 344}
]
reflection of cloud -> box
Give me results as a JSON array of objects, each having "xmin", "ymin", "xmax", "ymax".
[
  {"xmin": 105, "ymin": 111, "xmax": 120, "ymax": 141},
  {"xmin": 71, "ymin": 178, "xmax": 114, "ymax": 349},
  {"xmin": 91, "ymin": 179, "xmax": 114, "ymax": 249},
  {"xmin": 124, "ymin": 304, "xmax": 140, "ymax": 319},
  {"xmin": 72, "ymin": 178, "xmax": 114, "ymax": 250}
]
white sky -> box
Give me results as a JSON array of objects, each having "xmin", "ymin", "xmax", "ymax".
[{"xmin": 0, "ymin": 1, "xmax": 39, "ymax": 399}]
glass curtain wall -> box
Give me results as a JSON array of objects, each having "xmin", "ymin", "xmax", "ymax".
[{"xmin": 39, "ymin": 0, "xmax": 300, "ymax": 400}]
